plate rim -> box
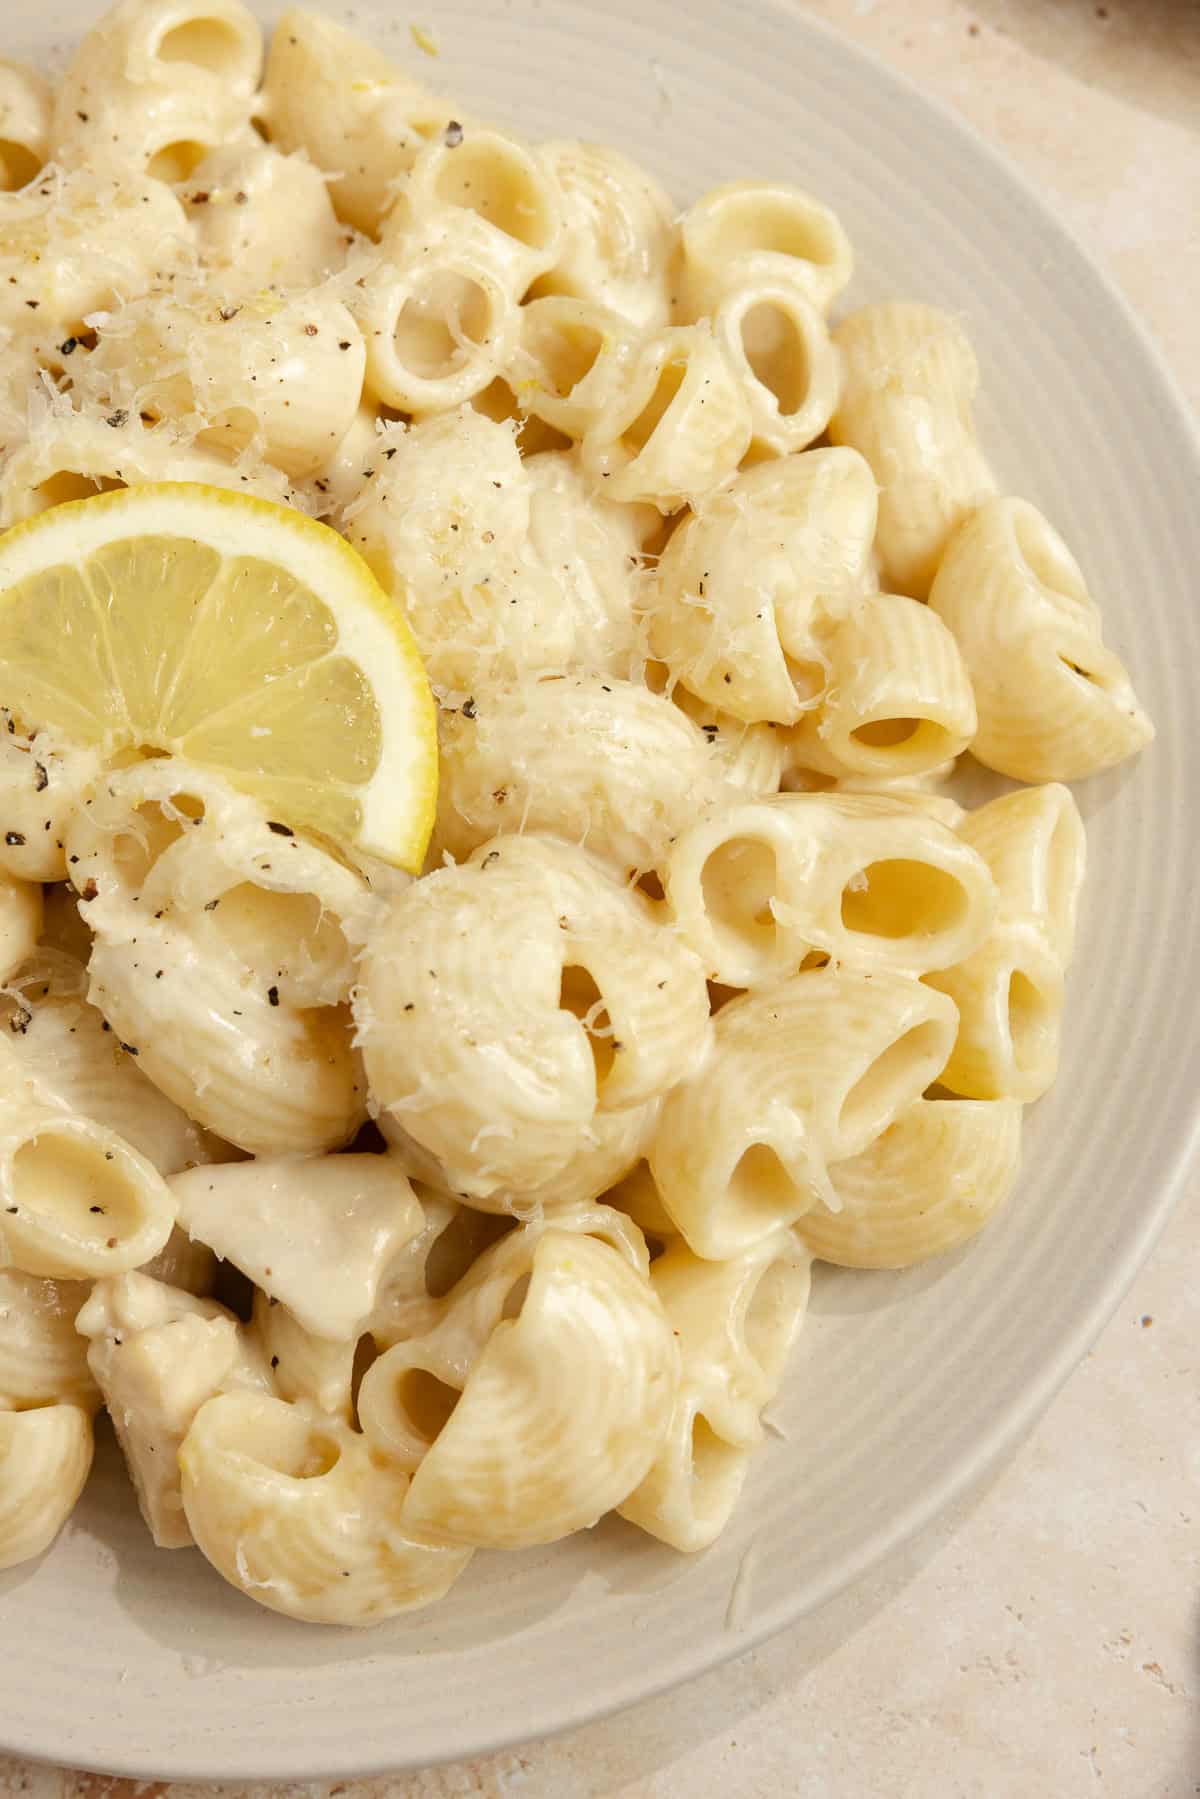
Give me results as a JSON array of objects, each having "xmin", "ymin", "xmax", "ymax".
[{"xmin": 2, "ymin": 0, "xmax": 1198, "ymax": 1780}]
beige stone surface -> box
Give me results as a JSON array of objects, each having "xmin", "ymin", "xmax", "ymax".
[{"xmin": 2, "ymin": 2, "xmax": 1197, "ymax": 1795}]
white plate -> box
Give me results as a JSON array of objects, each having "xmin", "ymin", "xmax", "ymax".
[{"xmin": 4, "ymin": 0, "xmax": 1199, "ymax": 1781}]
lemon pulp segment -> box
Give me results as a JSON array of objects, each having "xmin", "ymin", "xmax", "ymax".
[{"xmin": 0, "ymin": 484, "xmax": 438, "ymax": 869}]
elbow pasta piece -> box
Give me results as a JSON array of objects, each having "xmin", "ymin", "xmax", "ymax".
[
  {"xmin": 352, "ymin": 223, "xmax": 523, "ymax": 416},
  {"xmin": 0, "ymin": 1268, "xmax": 97, "ymax": 1410},
  {"xmin": 358, "ymin": 834, "xmax": 710, "ymax": 1207},
  {"xmin": 711, "ymin": 274, "xmax": 840, "ymax": 456},
  {"xmin": 678, "ymin": 180, "xmax": 853, "ymax": 319},
  {"xmin": 0, "ymin": 408, "xmax": 300, "ymax": 530},
  {"xmin": 928, "ymin": 496, "xmax": 1154, "ymax": 781},
  {"xmin": 532, "ymin": 140, "xmax": 676, "ymax": 328},
  {"xmin": 401, "ymin": 1230, "xmax": 678, "ymax": 1548},
  {"xmin": 0, "ymin": 868, "xmax": 41, "ymax": 982},
  {"xmin": 0, "ymin": 726, "xmax": 101, "ymax": 874},
  {"xmin": 649, "ymin": 966, "xmax": 959, "ymax": 1259},
  {"xmin": 784, "ymin": 591, "xmax": 976, "ymax": 779},
  {"xmin": 250, "ymin": 1290, "xmax": 357, "ymax": 1422},
  {"xmin": 3, "ymin": 948, "xmax": 229, "ymax": 1174},
  {"xmin": 77, "ymin": 1270, "xmax": 270, "ymax": 1547},
  {"xmin": 511, "ymin": 297, "xmax": 635, "ymax": 442},
  {"xmin": 796, "ymin": 1096, "xmax": 1023, "ymax": 1268},
  {"xmin": 924, "ymin": 927, "xmax": 1064, "ymax": 1105},
  {"xmin": 345, "ymin": 410, "xmax": 575, "ymax": 696},
  {"xmin": 54, "ymin": 0, "xmax": 263, "ymax": 94},
  {"xmin": 830, "ymin": 302, "xmax": 996, "ymax": 597},
  {"xmin": 581, "ymin": 323, "xmax": 752, "ymax": 510},
  {"xmin": 262, "ymin": 7, "xmax": 451, "ymax": 237},
  {"xmin": 0, "ymin": 60, "xmax": 52, "ymax": 191},
  {"xmin": 66, "ymin": 761, "xmax": 368, "ymax": 1155},
  {"xmin": 432, "ymin": 674, "xmax": 731, "ymax": 878},
  {"xmin": 181, "ymin": 1390, "xmax": 473, "ymax": 1624},
  {"xmin": 358, "ymin": 1203, "xmax": 648, "ymax": 1467},
  {"xmin": 522, "ymin": 450, "xmax": 645, "ymax": 676},
  {"xmin": 0, "ymin": 167, "xmax": 192, "ymax": 352},
  {"xmin": 0, "ymin": 1404, "xmax": 94, "ymax": 1571},
  {"xmin": 663, "ymin": 791, "xmax": 995, "ymax": 988},
  {"xmin": 79, "ymin": 283, "xmax": 367, "ymax": 481},
  {"xmin": 923, "ymin": 785, "xmax": 1086, "ymax": 1102},
  {"xmin": 650, "ymin": 448, "xmax": 878, "ymax": 725},
  {"xmin": 186, "ymin": 143, "xmax": 347, "ymax": 288},
  {"xmin": 0, "ymin": 1040, "xmax": 177, "ymax": 1279},
  {"xmin": 170, "ymin": 1154, "xmax": 424, "ymax": 1340},
  {"xmin": 619, "ymin": 1233, "xmax": 811, "ymax": 1551},
  {"xmin": 50, "ymin": 0, "xmax": 262, "ymax": 179},
  {"xmin": 398, "ymin": 126, "xmax": 565, "ymax": 297},
  {"xmin": 956, "ymin": 783, "xmax": 1086, "ymax": 964}
]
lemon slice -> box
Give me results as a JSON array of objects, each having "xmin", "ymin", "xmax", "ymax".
[{"xmin": 0, "ymin": 483, "xmax": 437, "ymax": 870}]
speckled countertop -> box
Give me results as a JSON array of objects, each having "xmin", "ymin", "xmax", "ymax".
[{"xmin": 3, "ymin": 2, "xmax": 1198, "ymax": 1795}]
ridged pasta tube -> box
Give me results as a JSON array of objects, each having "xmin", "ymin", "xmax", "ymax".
[
  {"xmin": 830, "ymin": 302, "xmax": 996, "ymax": 597},
  {"xmin": 710, "ymin": 274, "xmax": 840, "ymax": 456},
  {"xmin": 357, "ymin": 835, "xmax": 710, "ymax": 1206},
  {"xmin": 186, "ymin": 142, "xmax": 346, "ymax": 289},
  {"xmin": 928, "ymin": 496, "xmax": 1154, "ymax": 781},
  {"xmin": 0, "ymin": 166, "xmax": 192, "ymax": 352},
  {"xmin": 581, "ymin": 324, "xmax": 751, "ymax": 510},
  {"xmin": 80, "ymin": 282, "xmax": 367, "ymax": 480},
  {"xmin": 0, "ymin": 1268, "xmax": 97, "ymax": 1411},
  {"xmin": 262, "ymin": 8, "xmax": 451, "ymax": 236},
  {"xmin": 796, "ymin": 1096, "xmax": 1023, "ymax": 1267},
  {"xmin": 511, "ymin": 297, "xmax": 636, "ymax": 441},
  {"xmin": 650, "ymin": 966, "xmax": 959, "ymax": 1258},
  {"xmin": 784, "ymin": 591, "xmax": 976, "ymax": 779},
  {"xmin": 619, "ymin": 1232, "xmax": 811, "ymax": 1550},
  {"xmin": 522, "ymin": 449, "xmax": 645, "ymax": 676},
  {"xmin": 0, "ymin": 1403, "xmax": 94, "ymax": 1570},
  {"xmin": 358, "ymin": 1203, "xmax": 648, "ymax": 1469},
  {"xmin": 0, "ymin": 1041, "xmax": 176, "ymax": 1279},
  {"xmin": 533, "ymin": 140, "xmax": 676, "ymax": 327},
  {"xmin": 401, "ymin": 1230, "xmax": 678, "ymax": 1548},
  {"xmin": 663, "ymin": 791, "xmax": 996, "ymax": 987},
  {"xmin": 924, "ymin": 785, "xmax": 1085, "ymax": 1101},
  {"xmin": 649, "ymin": 449, "xmax": 877, "ymax": 724},
  {"xmin": 344, "ymin": 409, "xmax": 577, "ymax": 696},
  {"xmin": 66, "ymin": 759, "xmax": 368, "ymax": 1156},
  {"xmin": 353, "ymin": 221, "xmax": 523, "ymax": 416},
  {"xmin": 678, "ymin": 180, "xmax": 853, "ymax": 318},
  {"xmin": 399, "ymin": 125, "xmax": 565, "ymax": 297},
  {"xmin": 181, "ymin": 1390, "xmax": 473, "ymax": 1624},
  {"xmin": 4, "ymin": 948, "xmax": 229, "ymax": 1174},
  {"xmin": 50, "ymin": 0, "xmax": 263, "ymax": 179},
  {"xmin": 433, "ymin": 674, "xmax": 733, "ymax": 878},
  {"xmin": 0, "ymin": 408, "xmax": 301, "ymax": 530}
]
